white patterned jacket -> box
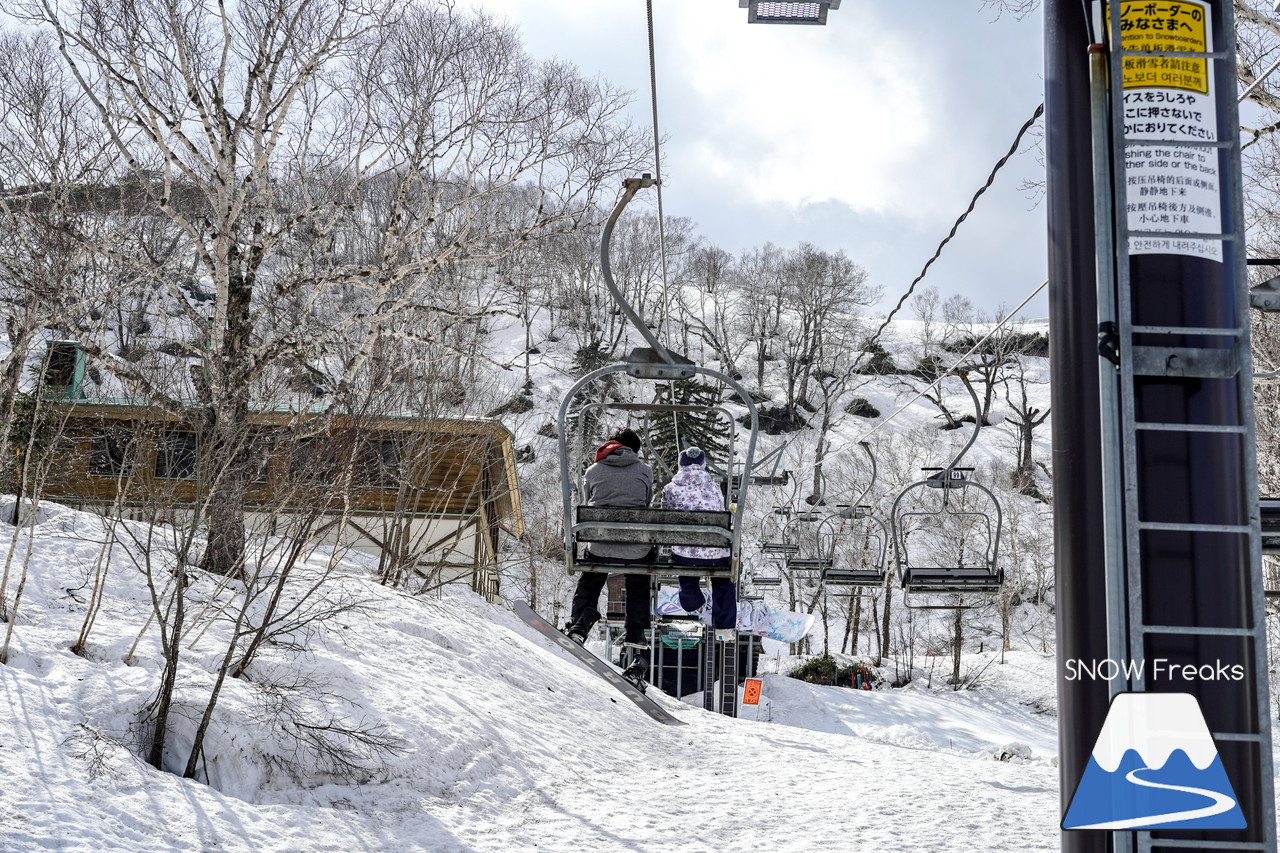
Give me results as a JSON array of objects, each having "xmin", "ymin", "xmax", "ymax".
[{"xmin": 660, "ymin": 463, "xmax": 730, "ymax": 561}]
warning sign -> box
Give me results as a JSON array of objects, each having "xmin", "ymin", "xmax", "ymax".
[
  {"xmin": 1112, "ymin": 1, "xmax": 1210, "ymax": 94},
  {"xmin": 742, "ymin": 678, "xmax": 763, "ymax": 705},
  {"xmin": 1110, "ymin": 0, "xmax": 1222, "ymax": 263}
]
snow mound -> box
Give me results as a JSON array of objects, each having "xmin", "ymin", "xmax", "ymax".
[{"xmin": 0, "ymin": 501, "xmax": 1065, "ymax": 852}]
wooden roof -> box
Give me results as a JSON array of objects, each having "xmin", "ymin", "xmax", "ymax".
[{"xmin": 42, "ymin": 400, "xmax": 523, "ymax": 536}]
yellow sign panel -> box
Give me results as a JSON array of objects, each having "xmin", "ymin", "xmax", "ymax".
[{"xmin": 1111, "ymin": 1, "xmax": 1210, "ymax": 95}]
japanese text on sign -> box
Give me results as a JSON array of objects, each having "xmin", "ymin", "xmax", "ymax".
[
  {"xmin": 1114, "ymin": 1, "xmax": 1209, "ymax": 94},
  {"xmin": 1111, "ymin": 0, "xmax": 1222, "ymax": 263},
  {"xmin": 743, "ymin": 679, "xmax": 763, "ymax": 706}
]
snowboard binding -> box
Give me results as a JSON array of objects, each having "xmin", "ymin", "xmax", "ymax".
[{"xmin": 620, "ymin": 644, "xmax": 650, "ymax": 693}]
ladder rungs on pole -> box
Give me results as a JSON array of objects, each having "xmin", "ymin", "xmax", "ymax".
[
  {"xmin": 1130, "ymin": 345, "xmax": 1238, "ymax": 379},
  {"xmin": 1212, "ymin": 731, "xmax": 1266, "ymax": 743},
  {"xmin": 1134, "ymin": 422, "xmax": 1248, "ymax": 434},
  {"xmin": 1131, "ymin": 325, "xmax": 1244, "ymax": 336},
  {"xmin": 1101, "ymin": 7, "xmax": 1276, "ymax": 840},
  {"xmin": 1135, "ymin": 521, "xmax": 1251, "ymax": 534},
  {"xmin": 1139, "ymin": 841, "xmax": 1268, "ymax": 851},
  {"xmin": 1139, "ymin": 624, "xmax": 1257, "ymax": 637}
]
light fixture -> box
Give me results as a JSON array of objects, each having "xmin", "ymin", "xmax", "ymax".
[{"xmin": 740, "ymin": 0, "xmax": 841, "ymax": 26}]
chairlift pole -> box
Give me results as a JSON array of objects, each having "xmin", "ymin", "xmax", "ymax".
[
  {"xmin": 1045, "ymin": 3, "xmax": 1116, "ymax": 851},
  {"xmin": 1049, "ymin": 1, "xmax": 1274, "ymax": 849}
]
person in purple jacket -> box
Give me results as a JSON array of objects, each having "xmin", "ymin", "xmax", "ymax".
[{"xmin": 662, "ymin": 446, "xmax": 736, "ymax": 632}]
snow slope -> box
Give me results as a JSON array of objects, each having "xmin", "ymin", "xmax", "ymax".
[{"xmin": 0, "ymin": 501, "xmax": 1062, "ymax": 852}]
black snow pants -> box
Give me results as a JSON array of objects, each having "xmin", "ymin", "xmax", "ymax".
[{"xmin": 569, "ymin": 569, "xmax": 652, "ymax": 645}]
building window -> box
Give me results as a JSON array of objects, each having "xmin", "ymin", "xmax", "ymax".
[
  {"xmin": 89, "ymin": 428, "xmax": 136, "ymax": 477},
  {"xmin": 354, "ymin": 439, "xmax": 401, "ymax": 487},
  {"xmin": 43, "ymin": 340, "xmax": 85, "ymax": 400},
  {"xmin": 155, "ymin": 431, "xmax": 198, "ymax": 479},
  {"xmin": 46, "ymin": 342, "xmax": 79, "ymax": 387},
  {"xmin": 288, "ymin": 438, "xmax": 337, "ymax": 484},
  {"xmin": 247, "ymin": 433, "xmax": 273, "ymax": 484}
]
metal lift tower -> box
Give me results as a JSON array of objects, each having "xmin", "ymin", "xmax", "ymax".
[{"xmin": 1047, "ymin": 1, "xmax": 1276, "ymax": 850}]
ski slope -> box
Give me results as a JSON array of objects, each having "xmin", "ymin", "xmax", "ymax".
[{"xmin": 0, "ymin": 501, "xmax": 1063, "ymax": 852}]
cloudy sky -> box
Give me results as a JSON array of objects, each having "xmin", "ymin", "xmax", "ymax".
[{"xmin": 465, "ymin": 0, "xmax": 1050, "ymax": 318}]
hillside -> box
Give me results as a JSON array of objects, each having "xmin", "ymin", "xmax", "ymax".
[
  {"xmin": 486, "ymin": 295, "xmax": 1058, "ymax": 663},
  {"xmin": 0, "ymin": 500, "xmax": 1063, "ymax": 852}
]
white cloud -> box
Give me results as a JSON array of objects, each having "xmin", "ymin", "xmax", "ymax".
[
  {"xmin": 461, "ymin": 0, "xmax": 1048, "ymax": 311},
  {"xmin": 666, "ymin": 3, "xmax": 932, "ymax": 213}
]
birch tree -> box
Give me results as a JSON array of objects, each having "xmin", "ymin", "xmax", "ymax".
[
  {"xmin": 13, "ymin": 0, "xmax": 646, "ymax": 576},
  {"xmin": 0, "ymin": 31, "xmax": 115, "ymax": 445}
]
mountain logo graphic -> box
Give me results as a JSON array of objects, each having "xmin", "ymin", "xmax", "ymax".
[{"xmin": 1063, "ymin": 692, "xmax": 1246, "ymax": 830}]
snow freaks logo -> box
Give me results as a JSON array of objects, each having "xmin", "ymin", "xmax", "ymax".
[
  {"xmin": 1063, "ymin": 658, "xmax": 1244, "ymax": 682},
  {"xmin": 1062, "ymin": 693, "xmax": 1246, "ymax": 831}
]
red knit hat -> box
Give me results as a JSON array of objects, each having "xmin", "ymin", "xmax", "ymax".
[{"xmin": 595, "ymin": 440, "xmax": 624, "ymax": 462}]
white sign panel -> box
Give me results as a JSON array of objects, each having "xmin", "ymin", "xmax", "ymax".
[{"xmin": 1116, "ymin": 0, "xmax": 1222, "ymax": 263}]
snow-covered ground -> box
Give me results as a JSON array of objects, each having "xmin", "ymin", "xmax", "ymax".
[{"xmin": 0, "ymin": 500, "xmax": 1064, "ymax": 852}]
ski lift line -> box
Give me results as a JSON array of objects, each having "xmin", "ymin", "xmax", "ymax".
[
  {"xmin": 1239, "ymin": 54, "xmax": 1280, "ymax": 103},
  {"xmin": 859, "ymin": 103, "xmax": 1046, "ymax": 361},
  {"xmin": 644, "ymin": 0, "xmax": 671, "ymax": 293},
  {"xmin": 849, "ymin": 277, "xmax": 1049, "ymax": 448}
]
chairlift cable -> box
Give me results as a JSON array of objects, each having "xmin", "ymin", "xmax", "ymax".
[
  {"xmin": 851, "ymin": 277, "xmax": 1049, "ymax": 447},
  {"xmin": 645, "ymin": 0, "xmax": 671, "ymax": 292},
  {"xmin": 858, "ymin": 103, "xmax": 1045, "ymax": 361},
  {"xmin": 1238, "ymin": 54, "xmax": 1280, "ymax": 104}
]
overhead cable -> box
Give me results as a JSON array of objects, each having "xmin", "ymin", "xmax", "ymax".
[
  {"xmin": 852, "ymin": 277, "xmax": 1050, "ymax": 447},
  {"xmin": 1239, "ymin": 54, "xmax": 1280, "ymax": 103},
  {"xmin": 645, "ymin": 0, "xmax": 670, "ymax": 291},
  {"xmin": 860, "ymin": 103, "xmax": 1046, "ymax": 358}
]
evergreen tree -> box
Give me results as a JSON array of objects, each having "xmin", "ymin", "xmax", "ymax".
[{"xmin": 645, "ymin": 380, "xmax": 732, "ymax": 484}]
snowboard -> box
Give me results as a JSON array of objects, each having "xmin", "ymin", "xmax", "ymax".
[
  {"xmin": 512, "ymin": 600, "xmax": 686, "ymax": 727},
  {"xmin": 655, "ymin": 587, "xmax": 815, "ymax": 643}
]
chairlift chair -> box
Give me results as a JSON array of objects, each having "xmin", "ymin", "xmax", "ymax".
[
  {"xmin": 759, "ymin": 505, "xmax": 801, "ymax": 556},
  {"xmin": 782, "ymin": 510, "xmax": 829, "ymax": 575},
  {"xmin": 558, "ymin": 176, "xmax": 760, "ymax": 584},
  {"xmin": 820, "ymin": 506, "xmax": 891, "ymax": 588},
  {"xmin": 820, "ymin": 442, "xmax": 890, "ymax": 588},
  {"xmin": 740, "ymin": 553, "xmax": 783, "ymax": 590},
  {"xmin": 889, "ymin": 379, "xmax": 1004, "ymax": 605}
]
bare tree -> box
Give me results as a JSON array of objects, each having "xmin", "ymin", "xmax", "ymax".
[
  {"xmin": 776, "ymin": 243, "xmax": 877, "ymax": 411},
  {"xmin": 679, "ymin": 243, "xmax": 748, "ymax": 375},
  {"xmin": 733, "ymin": 243, "xmax": 788, "ymax": 393},
  {"xmin": 900, "ymin": 288, "xmax": 963, "ymax": 429},
  {"xmin": 979, "ymin": 0, "xmax": 1040, "ymax": 19},
  {"xmin": 1000, "ymin": 345, "xmax": 1051, "ymax": 498},
  {"xmin": 13, "ymin": 0, "xmax": 646, "ymax": 577},
  {"xmin": 0, "ymin": 32, "xmax": 115, "ymax": 447},
  {"xmin": 944, "ymin": 300, "xmax": 1025, "ymax": 427}
]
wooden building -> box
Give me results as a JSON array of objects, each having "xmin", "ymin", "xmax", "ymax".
[{"xmin": 39, "ymin": 399, "xmax": 522, "ymax": 599}]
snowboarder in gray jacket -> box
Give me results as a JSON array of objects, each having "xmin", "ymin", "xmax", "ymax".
[{"xmin": 565, "ymin": 429, "xmax": 654, "ymax": 679}]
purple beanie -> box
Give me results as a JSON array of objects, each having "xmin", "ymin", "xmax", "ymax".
[{"xmin": 678, "ymin": 447, "xmax": 705, "ymax": 468}]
